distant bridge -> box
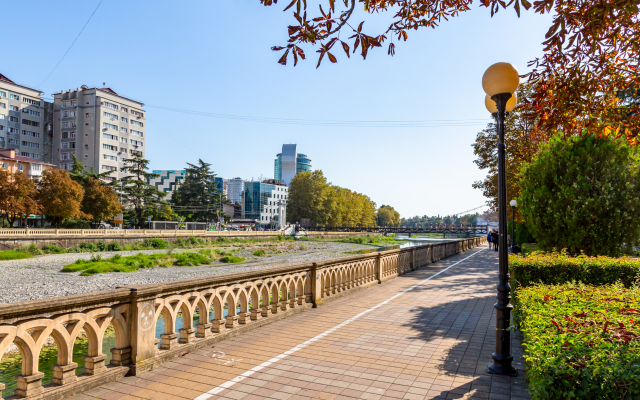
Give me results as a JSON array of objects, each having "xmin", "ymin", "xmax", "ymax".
[{"xmin": 309, "ymin": 226, "xmax": 489, "ymax": 237}]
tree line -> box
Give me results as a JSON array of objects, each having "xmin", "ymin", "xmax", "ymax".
[
  {"xmin": 287, "ymin": 170, "xmax": 382, "ymax": 227},
  {"xmin": 0, "ymin": 153, "xmax": 227, "ymax": 229}
]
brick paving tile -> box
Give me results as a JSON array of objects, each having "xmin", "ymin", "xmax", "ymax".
[{"xmin": 88, "ymin": 247, "xmax": 531, "ymax": 400}]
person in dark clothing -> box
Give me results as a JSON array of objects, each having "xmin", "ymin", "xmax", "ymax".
[{"xmin": 491, "ymin": 230, "xmax": 499, "ymax": 252}]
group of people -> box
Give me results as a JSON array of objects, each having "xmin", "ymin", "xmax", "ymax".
[{"xmin": 487, "ymin": 229, "xmax": 512, "ymax": 252}]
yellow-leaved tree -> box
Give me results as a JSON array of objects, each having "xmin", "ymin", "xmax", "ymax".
[{"xmin": 38, "ymin": 169, "xmax": 87, "ymax": 228}]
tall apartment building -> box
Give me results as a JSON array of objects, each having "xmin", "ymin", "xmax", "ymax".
[
  {"xmin": 274, "ymin": 144, "xmax": 312, "ymax": 185},
  {"xmin": 0, "ymin": 73, "xmax": 51, "ymax": 161},
  {"xmin": 53, "ymin": 86, "xmax": 145, "ymax": 180}
]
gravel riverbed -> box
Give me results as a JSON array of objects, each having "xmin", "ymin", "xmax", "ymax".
[{"xmin": 0, "ymin": 242, "xmax": 381, "ymax": 304}]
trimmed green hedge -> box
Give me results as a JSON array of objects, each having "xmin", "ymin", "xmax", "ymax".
[
  {"xmin": 510, "ymin": 252, "xmax": 640, "ymax": 289},
  {"xmin": 515, "ymin": 283, "xmax": 640, "ymax": 399}
]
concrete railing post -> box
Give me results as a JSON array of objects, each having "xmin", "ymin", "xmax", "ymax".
[
  {"xmin": 410, "ymin": 248, "xmax": 416, "ymax": 271},
  {"xmin": 126, "ymin": 288, "xmax": 156, "ymax": 374},
  {"xmin": 311, "ymin": 263, "xmax": 322, "ymax": 307},
  {"xmin": 376, "ymin": 253, "xmax": 383, "ymax": 283}
]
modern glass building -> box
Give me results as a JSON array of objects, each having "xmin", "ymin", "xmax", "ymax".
[
  {"xmin": 274, "ymin": 144, "xmax": 312, "ymax": 185},
  {"xmin": 243, "ymin": 180, "xmax": 288, "ymax": 228},
  {"xmin": 148, "ymin": 170, "xmax": 186, "ymax": 200}
]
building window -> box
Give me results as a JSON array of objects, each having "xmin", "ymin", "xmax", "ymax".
[
  {"xmin": 84, "ymin": 144, "xmax": 89, "ymax": 149},
  {"xmin": 85, "ymin": 113, "xmax": 90, "ymax": 117},
  {"xmin": 0, "ymin": 114, "xmax": 4, "ymax": 120},
  {"xmin": 61, "ymin": 142, "xmax": 68, "ymax": 149},
  {"xmin": 103, "ymin": 154, "xmax": 117, "ymax": 161},
  {"xmin": 131, "ymin": 150, "xmax": 142, "ymax": 156},
  {"xmin": 120, "ymin": 137, "xmax": 127, "ymax": 143},
  {"xmin": 0, "ymin": 102, "xmax": 5, "ymax": 108},
  {"xmin": 22, "ymin": 130, "xmax": 40, "ymax": 138},
  {"xmin": 61, "ymin": 121, "xmax": 76, "ymax": 128},
  {"xmin": 9, "ymin": 116, "xmax": 19, "ymax": 122},
  {"xmin": 121, "ymin": 117, "xmax": 128, "ymax": 123},
  {"xmin": 61, "ymin": 100, "xmax": 76, "ymax": 108},
  {"xmin": 102, "ymin": 165, "xmax": 117, "ymax": 171},
  {"xmin": 122, "ymin": 107, "xmax": 128, "ymax": 113},
  {"xmin": 102, "ymin": 101, "xmax": 118, "ymax": 110},
  {"xmin": 22, "ymin": 119, "xmax": 39, "ymax": 127},
  {"xmin": 9, "ymin": 94, "xmax": 19, "ymax": 100},
  {"xmin": 103, "ymin": 111, "xmax": 118, "ymax": 119},
  {"xmin": 18, "ymin": 164, "xmax": 23, "ymax": 171},
  {"xmin": 103, "ymin": 144, "xmax": 118, "ymax": 151},
  {"xmin": 32, "ymin": 164, "xmax": 42, "ymax": 171},
  {"xmin": 23, "ymin": 109, "xmax": 41, "ymax": 117},
  {"xmin": 62, "ymin": 110, "xmax": 76, "ymax": 118},
  {"xmin": 131, "ymin": 140, "xmax": 143, "ymax": 147},
  {"xmin": 120, "ymin": 127, "xmax": 127, "ymax": 133},
  {"xmin": 102, "ymin": 122, "xmax": 118, "ymax": 130},
  {"xmin": 60, "ymin": 152, "xmax": 71, "ymax": 160},
  {"xmin": 120, "ymin": 148, "xmax": 127, "ymax": 153},
  {"xmin": 10, "ymin": 105, "xmax": 19, "ymax": 111},
  {"xmin": 23, "ymin": 98, "xmax": 41, "ymax": 106},
  {"xmin": 131, "ymin": 120, "xmax": 143, "ymax": 127},
  {"xmin": 130, "ymin": 110, "xmax": 143, "ymax": 118},
  {"xmin": 9, "ymin": 128, "xmax": 18, "ymax": 134},
  {"xmin": 0, "ymin": 125, "xmax": 4, "ymax": 130},
  {"xmin": 102, "ymin": 133, "xmax": 118, "ymax": 141},
  {"xmin": 131, "ymin": 130, "xmax": 143, "ymax": 137},
  {"xmin": 0, "ymin": 91, "xmax": 5, "ymax": 98},
  {"xmin": 21, "ymin": 141, "xmax": 40, "ymax": 148}
]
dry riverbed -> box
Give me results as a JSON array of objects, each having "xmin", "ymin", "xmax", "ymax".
[{"xmin": 0, "ymin": 241, "xmax": 381, "ymax": 304}]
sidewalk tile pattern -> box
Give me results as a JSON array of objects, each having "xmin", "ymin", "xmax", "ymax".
[{"xmin": 78, "ymin": 246, "xmax": 529, "ymax": 400}]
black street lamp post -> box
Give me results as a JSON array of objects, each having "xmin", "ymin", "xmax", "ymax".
[
  {"xmin": 483, "ymin": 62, "xmax": 519, "ymax": 377},
  {"xmin": 510, "ymin": 199, "xmax": 517, "ymax": 250}
]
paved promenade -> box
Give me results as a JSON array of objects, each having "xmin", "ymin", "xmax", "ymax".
[{"xmin": 76, "ymin": 245, "xmax": 529, "ymax": 400}]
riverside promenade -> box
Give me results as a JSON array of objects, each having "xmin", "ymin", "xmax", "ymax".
[{"xmin": 76, "ymin": 245, "xmax": 529, "ymax": 400}]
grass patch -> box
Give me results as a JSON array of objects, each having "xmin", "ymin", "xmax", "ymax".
[
  {"xmin": 253, "ymin": 249, "xmax": 267, "ymax": 257},
  {"xmin": 515, "ymin": 283, "xmax": 640, "ymax": 399},
  {"xmin": 220, "ymin": 255, "xmax": 244, "ymax": 263},
  {"xmin": 0, "ymin": 250, "xmax": 33, "ymax": 261}
]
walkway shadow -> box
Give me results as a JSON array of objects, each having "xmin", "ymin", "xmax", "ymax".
[{"xmin": 390, "ymin": 249, "xmax": 530, "ymax": 399}]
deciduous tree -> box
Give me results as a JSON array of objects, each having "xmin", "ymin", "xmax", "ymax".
[
  {"xmin": 377, "ymin": 205, "xmax": 401, "ymax": 227},
  {"xmin": 261, "ymin": 0, "xmax": 639, "ymax": 141},
  {"xmin": 0, "ymin": 170, "xmax": 41, "ymax": 227},
  {"xmin": 82, "ymin": 177, "xmax": 123, "ymax": 227},
  {"xmin": 38, "ymin": 169, "xmax": 86, "ymax": 228}
]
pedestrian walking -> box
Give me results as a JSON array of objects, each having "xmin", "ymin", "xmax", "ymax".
[
  {"xmin": 491, "ymin": 230, "xmax": 499, "ymax": 252},
  {"xmin": 487, "ymin": 231, "xmax": 492, "ymax": 247}
]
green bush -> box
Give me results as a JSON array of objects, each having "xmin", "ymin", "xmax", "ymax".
[
  {"xmin": 16, "ymin": 244, "xmax": 43, "ymax": 255},
  {"xmin": 0, "ymin": 250, "xmax": 33, "ymax": 260},
  {"xmin": 515, "ymin": 283, "xmax": 640, "ymax": 399},
  {"xmin": 173, "ymin": 251, "xmax": 211, "ymax": 266},
  {"xmin": 253, "ymin": 249, "xmax": 267, "ymax": 257},
  {"xmin": 106, "ymin": 241, "xmax": 123, "ymax": 251},
  {"xmin": 220, "ymin": 255, "xmax": 244, "ymax": 263},
  {"xmin": 62, "ymin": 253, "xmax": 172, "ymax": 275},
  {"xmin": 510, "ymin": 252, "xmax": 640, "ymax": 289},
  {"xmin": 77, "ymin": 242, "xmax": 98, "ymax": 252},
  {"xmin": 519, "ymin": 133, "xmax": 640, "ymax": 256},
  {"xmin": 144, "ymin": 238, "xmax": 167, "ymax": 249},
  {"xmin": 42, "ymin": 244, "xmax": 66, "ymax": 254}
]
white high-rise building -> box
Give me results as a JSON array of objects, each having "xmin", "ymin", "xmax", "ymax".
[
  {"xmin": 52, "ymin": 86, "xmax": 146, "ymax": 181},
  {"xmin": 0, "ymin": 73, "xmax": 51, "ymax": 161}
]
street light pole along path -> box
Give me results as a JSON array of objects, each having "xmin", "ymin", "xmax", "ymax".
[{"xmin": 483, "ymin": 62, "xmax": 519, "ymax": 377}]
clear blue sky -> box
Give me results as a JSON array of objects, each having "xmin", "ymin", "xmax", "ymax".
[{"xmin": 3, "ymin": 1, "xmax": 552, "ymax": 218}]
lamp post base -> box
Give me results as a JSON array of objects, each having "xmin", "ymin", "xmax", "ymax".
[{"xmin": 487, "ymin": 357, "xmax": 517, "ymax": 377}]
